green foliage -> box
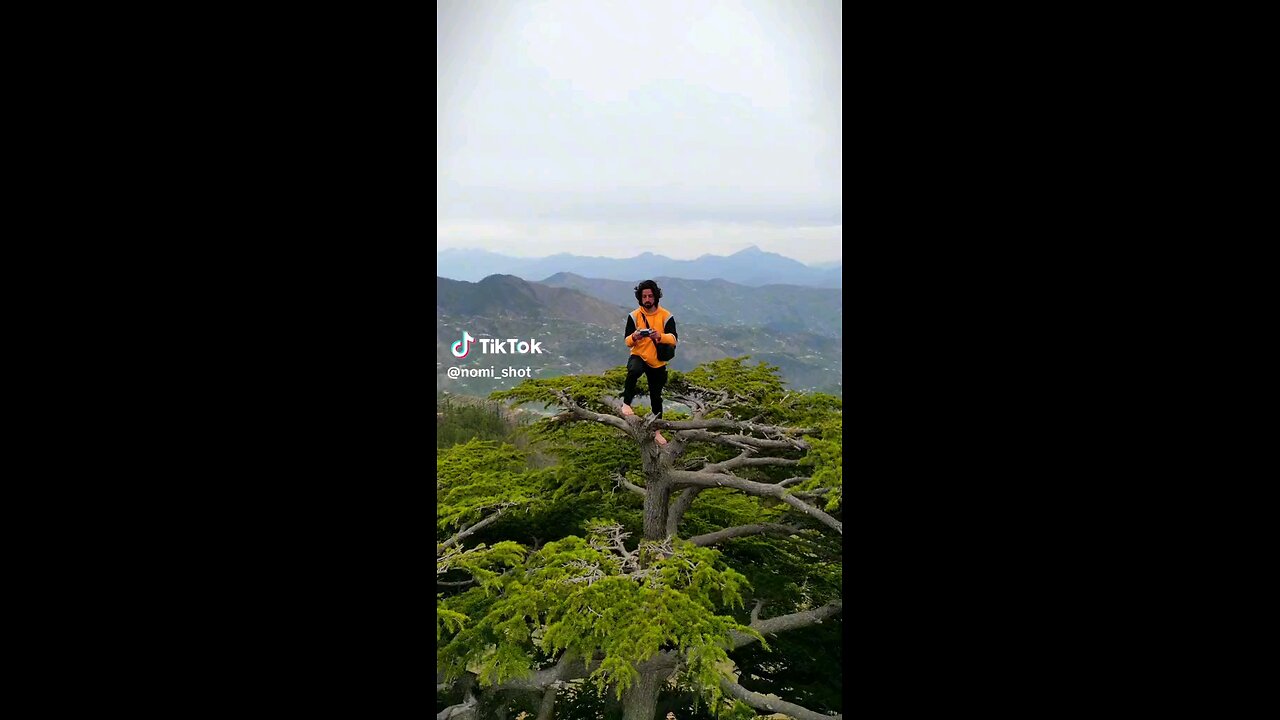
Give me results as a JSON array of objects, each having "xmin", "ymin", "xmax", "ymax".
[
  {"xmin": 726, "ymin": 699, "xmax": 760, "ymax": 720},
  {"xmin": 438, "ymin": 541, "xmax": 528, "ymax": 592},
  {"xmin": 797, "ymin": 413, "xmax": 842, "ymax": 511},
  {"xmin": 728, "ymin": 616, "xmax": 844, "ymax": 717},
  {"xmin": 436, "ymin": 440, "xmax": 544, "ymax": 533},
  {"xmin": 437, "ymin": 396, "xmax": 523, "ymax": 448},
  {"xmin": 678, "ymin": 489, "xmax": 786, "ymax": 539},
  {"xmin": 436, "ymin": 609, "xmax": 468, "ymax": 640},
  {"xmin": 528, "ymin": 419, "xmax": 641, "ymax": 499},
  {"xmin": 436, "ymin": 358, "xmax": 843, "ymax": 716},
  {"xmin": 674, "ymin": 357, "xmax": 789, "ymax": 416},
  {"xmin": 438, "ymin": 532, "xmax": 765, "ymax": 699},
  {"xmin": 717, "ymin": 533, "xmax": 841, "ymax": 618},
  {"xmin": 491, "ymin": 367, "xmax": 630, "ymax": 413}
]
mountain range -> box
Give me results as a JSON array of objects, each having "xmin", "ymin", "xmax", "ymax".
[
  {"xmin": 539, "ymin": 273, "xmax": 841, "ymax": 338},
  {"xmin": 437, "ymin": 246, "xmax": 841, "ymax": 288},
  {"xmin": 437, "ymin": 274, "xmax": 841, "ymax": 399}
]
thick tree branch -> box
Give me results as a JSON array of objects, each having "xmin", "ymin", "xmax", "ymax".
[
  {"xmin": 665, "ymin": 487, "xmax": 704, "ymax": 536},
  {"xmin": 669, "ymin": 471, "xmax": 842, "ymax": 535},
  {"xmin": 686, "ymin": 523, "xmax": 801, "ymax": 547},
  {"xmin": 595, "ymin": 393, "xmax": 633, "ymax": 416},
  {"xmin": 700, "ymin": 449, "xmax": 753, "ymax": 473},
  {"xmin": 653, "ymin": 418, "xmax": 815, "ymax": 435},
  {"xmin": 779, "ymin": 493, "xmax": 842, "ymax": 534},
  {"xmin": 436, "ymin": 681, "xmax": 479, "ymax": 720},
  {"xmin": 488, "ymin": 654, "xmax": 591, "ymax": 691},
  {"xmin": 719, "ymin": 677, "xmax": 841, "ymax": 720},
  {"xmin": 730, "ymin": 600, "xmax": 844, "ymax": 650},
  {"xmin": 535, "ymin": 684, "xmax": 558, "ymax": 720},
  {"xmin": 705, "ymin": 452, "xmax": 800, "ymax": 474},
  {"xmin": 438, "ymin": 506, "xmax": 509, "ymax": 553},
  {"xmin": 670, "ymin": 469, "xmax": 781, "ymax": 495},
  {"xmin": 673, "ymin": 428, "xmax": 810, "ymax": 451},
  {"xmin": 546, "ymin": 390, "xmax": 630, "ymax": 431}
]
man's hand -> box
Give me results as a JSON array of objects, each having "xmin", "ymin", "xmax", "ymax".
[
  {"xmin": 631, "ymin": 331, "xmax": 647, "ymax": 342},
  {"xmin": 650, "ymin": 331, "xmax": 662, "ymax": 342}
]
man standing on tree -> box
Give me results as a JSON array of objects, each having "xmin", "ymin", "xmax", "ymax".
[{"xmin": 622, "ymin": 279, "xmax": 678, "ymax": 445}]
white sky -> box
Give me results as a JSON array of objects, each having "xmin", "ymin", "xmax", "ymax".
[{"xmin": 437, "ymin": 0, "xmax": 842, "ymax": 265}]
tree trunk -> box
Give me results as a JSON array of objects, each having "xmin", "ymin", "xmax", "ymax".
[
  {"xmin": 640, "ymin": 443, "xmax": 671, "ymax": 541},
  {"xmin": 642, "ymin": 477, "xmax": 672, "ymax": 541},
  {"xmin": 620, "ymin": 665, "xmax": 664, "ymax": 720}
]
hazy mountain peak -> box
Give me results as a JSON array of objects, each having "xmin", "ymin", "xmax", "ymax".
[
  {"xmin": 478, "ymin": 273, "xmax": 525, "ymax": 284},
  {"xmin": 541, "ymin": 271, "xmax": 585, "ymax": 283},
  {"xmin": 437, "ymin": 247, "xmax": 840, "ymax": 288}
]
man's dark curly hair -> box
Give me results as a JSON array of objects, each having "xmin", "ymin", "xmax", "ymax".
[{"xmin": 634, "ymin": 279, "xmax": 662, "ymax": 306}]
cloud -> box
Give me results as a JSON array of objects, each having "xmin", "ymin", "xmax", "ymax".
[{"xmin": 438, "ymin": 0, "xmax": 841, "ymax": 261}]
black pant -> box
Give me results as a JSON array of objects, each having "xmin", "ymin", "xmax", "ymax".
[{"xmin": 623, "ymin": 355, "xmax": 667, "ymax": 417}]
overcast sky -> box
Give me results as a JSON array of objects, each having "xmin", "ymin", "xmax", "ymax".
[{"xmin": 438, "ymin": 0, "xmax": 842, "ymax": 265}]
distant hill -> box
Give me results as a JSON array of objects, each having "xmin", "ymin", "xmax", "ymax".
[
  {"xmin": 539, "ymin": 273, "xmax": 841, "ymax": 339},
  {"xmin": 437, "ymin": 246, "xmax": 841, "ymax": 288},
  {"xmin": 437, "ymin": 275, "xmax": 629, "ymax": 327}
]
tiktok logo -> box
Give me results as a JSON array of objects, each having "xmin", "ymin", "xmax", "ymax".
[
  {"xmin": 451, "ymin": 330, "xmax": 476, "ymax": 358},
  {"xmin": 449, "ymin": 329, "xmax": 545, "ymax": 358}
]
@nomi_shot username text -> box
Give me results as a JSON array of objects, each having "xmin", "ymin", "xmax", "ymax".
[{"xmin": 447, "ymin": 366, "xmax": 534, "ymax": 379}]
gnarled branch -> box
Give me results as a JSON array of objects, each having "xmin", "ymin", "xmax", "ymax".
[
  {"xmin": 673, "ymin": 428, "xmax": 810, "ymax": 452},
  {"xmin": 613, "ymin": 473, "xmax": 647, "ymax": 497},
  {"xmin": 438, "ymin": 505, "xmax": 511, "ymax": 553},
  {"xmin": 489, "ymin": 654, "xmax": 592, "ymax": 691},
  {"xmin": 665, "ymin": 487, "xmax": 704, "ymax": 536},
  {"xmin": 654, "ymin": 418, "xmax": 815, "ymax": 436},
  {"xmin": 669, "ymin": 469, "xmax": 782, "ymax": 495},
  {"xmin": 686, "ymin": 523, "xmax": 801, "ymax": 547},
  {"xmin": 730, "ymin": 600, "xmax": 843, "ymax": 650},
  {"xmin": 704, "ymin": 452, "xmax": 800, "ymax": 474},
  {"xmin": 545, "ymin": 390, "xmax": 630, "ymax": 431},
  {"xmin": 668, "ymin": 386, "xmax": 731, "ymax": 418},
  {"xmin": 778, "ymin": 493, "xmax": 842, "ymax": 534},
  {"xmin": 436, "ymin": 678, "xmax": 479, "ymax": 720},
  {"xmin": 669, "ymin": 471, "xmax": 841, "ymax": 535},
  {"xmin": 719, "ymin": 677, "xmax": 841, "ymax": 720}
]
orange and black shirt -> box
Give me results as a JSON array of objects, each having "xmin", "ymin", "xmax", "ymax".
[{"xmin": 624, "ymin": 306, "xmax": 678, "ymax": 368}]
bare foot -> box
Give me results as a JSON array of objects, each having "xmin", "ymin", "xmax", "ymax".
[
  {"xmin": 620, "ymin": 404, "xmax": 635, "ymax": 416},
  {"xmin": 654, "ymin": 430, "xmax": 668, "ymax": 446}
]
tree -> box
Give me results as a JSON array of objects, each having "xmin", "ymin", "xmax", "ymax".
[{"xmin": 437, "ymin": 358, "xmax": 843, "ymax": 720}]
